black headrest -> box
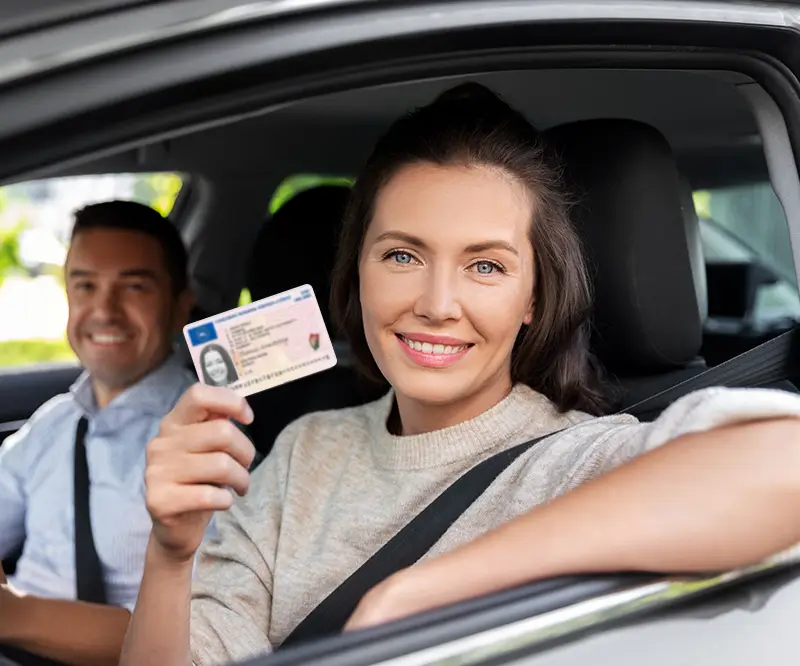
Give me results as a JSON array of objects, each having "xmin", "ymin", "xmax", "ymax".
[
  {"xmin": 545, "ymin": 119, "xmax": 703, "ymax": 375},
  {"xmin": 246, "ymin": 185, "xmax": 351, "ymax": 327}
]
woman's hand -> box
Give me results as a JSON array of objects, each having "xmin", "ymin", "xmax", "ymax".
[
  {"xmin": 145, "ymin": 383, "xmax": 255, "ymax": 563},
  {"xmin": 344, "ymin": 570, "xmax": 423, "ymax": 631},
  {"xmin": 344, "ymin": 563, "xmax": 468, "ymax": 631}
]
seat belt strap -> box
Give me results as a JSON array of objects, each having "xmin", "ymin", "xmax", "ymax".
[
  {"xmin": 280, "ymin": 427, "xmax": 566, "ymax": 647},
  {"xmin": 74, "ymin": 416, "xmax": 107, "ymax": 605},
  {"xmin": 623, "ymin": 326, "xmax": 799, "ymax": 418}
]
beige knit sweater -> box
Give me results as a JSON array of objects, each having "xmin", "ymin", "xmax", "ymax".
[{"xmin": 189, "ymin": 383, "xmax": 800, "ymax": 665}]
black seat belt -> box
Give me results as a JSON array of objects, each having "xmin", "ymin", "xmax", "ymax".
[
  {"xmin": 621, "ymin": 326, "xmax": 800, "ymax": 419},
  {"xmin": 281, "ymin": 326, "xmax": 799, "ymax": 647},
  {"xmin": 73, "ymin": 416, "xmax": 107, "ymax": 604},
  {"xmin": 281, "ymin": 427, "xmax": 566, "ymax": 647}
]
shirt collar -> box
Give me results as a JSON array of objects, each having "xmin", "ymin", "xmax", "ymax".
[{"xmin": 70, "ymin": 354, "xmax": 190, "ymax": 417}]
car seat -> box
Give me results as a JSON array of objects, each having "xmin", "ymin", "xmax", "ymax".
[
  {"xmin": 545, "ymin": 119, "xmax": 709, "ymax": 410},
  {"xmin": 244, "ymin": 185, "xmax": 385, "ymax": 456}
]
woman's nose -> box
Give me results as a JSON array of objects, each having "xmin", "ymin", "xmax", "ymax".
[{"xmin": 412, "ymin": 267, "xmax": 462, "ymax": 323}]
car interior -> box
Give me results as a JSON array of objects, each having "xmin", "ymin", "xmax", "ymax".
[
  {"xmin": 3, "ymin": 54, "xmax": 800, "ymax": 661},
  {"xmin": 7, "ymin": 68, "xmax": 796, "ymax": 434}
]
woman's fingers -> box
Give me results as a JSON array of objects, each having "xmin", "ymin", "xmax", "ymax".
[
  {"xmin": 161, "ymin": 383, "xmax": 254, "ymax": 432},
  {"xmin": 169, "ymin": 451, "xmax": 252, "ymax": 497},
  {"xmin": 147, "ymin": 482, "xmax": 236, "ymax": 518},
  {"xmin": 144, "ymin": 383, "xmax": 258, "ymax": 560},
  {"xmin": 172, "ymin": 419, "xmax": 256, "ymax": 470}
]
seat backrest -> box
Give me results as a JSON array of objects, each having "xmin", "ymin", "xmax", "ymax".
[
  {"xmin": 244, "ymin": 185, "xmax": 382, "ymax": 454},
  {"xmin": 545, "ymin": 119, "xmax": 708, "ymax": 407}
]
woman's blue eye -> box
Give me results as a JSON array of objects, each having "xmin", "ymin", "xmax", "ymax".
[
  {"xmin": 392, "ymin": 252, "xmax": 413, "ymax": 264},
  {"xmin": 475, "ymin": 261, "xmax": 499, "ymax": 274}
]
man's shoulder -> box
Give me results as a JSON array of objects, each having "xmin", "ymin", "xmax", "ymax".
[
  {"xmin": 155, "ymin": 357, "xmax": 196, "ymax": 393},
  {"xmin": 161, "ymin": 363, "xmax": 195, "ymax": 401},
  {"xmin": 26, "ymin": 391, "xmax": 77, "ymax": 427},
  {"xmin": 121, "ymin": 357, "xmax": 195, "ymax": 417},
  {"xmin": 160, "ymin": 364, "xmax": 195, "ymax": 413},
  {"xmin": 0, "ymin": 392, "xmax": 77, "ymax": 459}
]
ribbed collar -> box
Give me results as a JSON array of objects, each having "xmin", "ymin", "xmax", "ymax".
[{"xmin": 368, "ymin": 383, "xmax": 559, "ymax": 470}]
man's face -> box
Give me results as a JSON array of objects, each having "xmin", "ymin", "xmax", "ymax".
[{"xmin": 65, "ymin": 228, "xmax": 191, "ymax": 402}]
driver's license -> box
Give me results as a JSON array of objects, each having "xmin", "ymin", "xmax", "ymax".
[{"xmin": 182, "ymin": 284, "xmax": 337, "ymax": 397}]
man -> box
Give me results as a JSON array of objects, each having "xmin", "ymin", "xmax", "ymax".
[{"xmin": 0, "ymin": 201, "xmax": 195, "ymax": 666}]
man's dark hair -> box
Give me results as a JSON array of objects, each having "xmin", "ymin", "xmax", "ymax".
[{"xmin": 71, "ymin": 200, "xmax": 189, "ymax": 296}]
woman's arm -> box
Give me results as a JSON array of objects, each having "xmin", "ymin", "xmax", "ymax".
[
  {"xmin": 346, "ymin": 416, "xmax": 800, "ymax": 629},
  {"xmin": 120, "ymin": 541, "xmax": 195, "ymax": 666},
  {"xmin": 119, "ymin": 385, "xmax": 256, "ymax": 666}
]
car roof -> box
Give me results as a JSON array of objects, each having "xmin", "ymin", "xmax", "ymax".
[
  {"xmin": 0, "ymin": 0, "xmax": 159, "ymax": 38},
  {"xmin": 0, "ymin": 0, "xmax": 365, "ymax": 87},
  {"xmin": 22, "ymin": 67, "xmax": 766, "ymax": 192}
]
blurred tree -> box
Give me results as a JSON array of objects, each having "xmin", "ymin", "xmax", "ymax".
[
  {"xmin": 133, "ymin": 173, "xmax": 184, "ymax": 215},
  {"xmin": 693, "ymin": 191, "xmax": 711, "ymax": 219},
  {"xmin": 0, "ymin": 189, "xmax": 26, "ymax": 287},
  {"xmin": 269, "ymin": 174, "xmax": 353, "ymax": 215}
]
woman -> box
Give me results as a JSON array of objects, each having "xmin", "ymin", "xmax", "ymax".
[
  {"xmin": 199, "ymin": 343, "xmax": 238, "ymax": 387},
  {"xmin": 122, "ymin": 84, "xmax": 800, "ymax": 666}
]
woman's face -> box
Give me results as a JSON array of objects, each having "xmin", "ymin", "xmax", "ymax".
[
  {"xmin": 203, "ymin": 349, "xmax": 229, "ymax": 385},
  {"xmin": 359, "ymin": 163, "xmax": 535, "ymax": 413}
]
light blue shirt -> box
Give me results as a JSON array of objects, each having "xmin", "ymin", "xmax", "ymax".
[{"xmin": 0, "ymin": 355, "xmax": 194, "ymax": 610}]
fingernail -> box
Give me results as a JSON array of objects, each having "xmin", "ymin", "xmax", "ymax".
[{"xmin": 244, "ymin": 403, "xmax": 254, "ymax": 423}]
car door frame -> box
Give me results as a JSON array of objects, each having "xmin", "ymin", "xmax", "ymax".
[{"xmin": 2, "ymin": 1, "xmax": 800, "ymax": 664}]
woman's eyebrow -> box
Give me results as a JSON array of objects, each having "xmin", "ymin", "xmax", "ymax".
[
  {"xmin": 373, "ymin": 232, "xmax": 519, "ymax": 257},
  {"xmin": 464, "ymin": 241, "xmax": 520, "ymax": 257},
  {"xmin": 374, "ymin": 231, "xmax": 428, "ymax": 248}
]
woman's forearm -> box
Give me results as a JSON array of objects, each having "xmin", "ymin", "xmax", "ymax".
[
  {"xmin": 119, "ymin": 536, "xmax": 195, "ymax": 666},
  {"xmin": 408, "ymin": 417, "xmax": 800, "ymax": 605},
  {"xmin": 348, "ymin": 417, "xmax": 800, "ymax": 629}
]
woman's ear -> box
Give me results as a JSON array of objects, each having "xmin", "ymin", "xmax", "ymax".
[{"xmin": 523, "ymin": 299, "xmax": 534, "ymax": 325}]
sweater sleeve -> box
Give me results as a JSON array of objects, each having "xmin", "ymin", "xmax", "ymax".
[
  {"xmin": 600, "ymin": 386, "xmax": 800, "ymax": 473},
  {"xmin": 188, "ymin": 419, "xmax": 302, "ymax": 666},
  {"xmin": 558, "ymin": 385, "xmax": 800, "ymax": 568}
]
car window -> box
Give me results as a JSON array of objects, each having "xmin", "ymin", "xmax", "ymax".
[
  {"xmin": 694, "ymin": 183, "xmax": 800, "ymax": 323},
  {"xmin": 0, "ymin": 173, "xmax": 184, "ymax": 369}
]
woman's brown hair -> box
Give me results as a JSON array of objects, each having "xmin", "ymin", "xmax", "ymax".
[{"xmin": 330, "ymin": 82, "xmax": 609, "ymax": 415}]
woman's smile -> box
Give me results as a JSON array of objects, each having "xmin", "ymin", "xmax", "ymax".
[{"xmin": 395, "ymin": 333, "xmax": 474, "ymax": 368}]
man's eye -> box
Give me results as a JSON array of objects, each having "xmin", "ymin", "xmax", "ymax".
[
  {"xmin": 74, "ymin": 282, "xmax": 94, "ymax": 291},
  {"xmin": 125, "ymin": 283, "xmax": 146, "ymax": 292}
]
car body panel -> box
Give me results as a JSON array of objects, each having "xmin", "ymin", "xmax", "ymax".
[
  {"xmin": 513, "ymin": 570, "xmax": 800, "ymax": 666},
  {"xmin": 2, "ymin": 2, "xmax": 800, "ymax": 665}
]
